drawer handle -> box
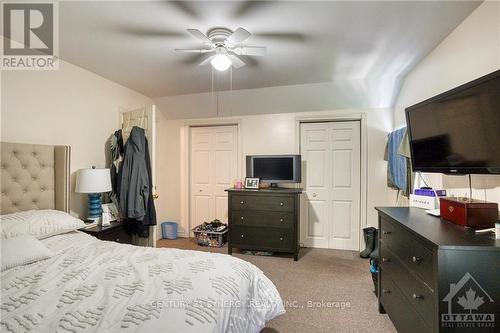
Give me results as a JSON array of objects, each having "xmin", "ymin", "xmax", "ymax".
[
  {"xmin": 382, "ymin": 289, "xmax": 391, "ymax": 294},
  {"xmin": 241, "ymin": 234, "xmax": 244, "ymax": 238},
  {"xmin": 382, "ymin": 230, "xmax": 391, "ymax": 235},
  {"xmin": 280, "ymin": 202, "xmax": 284, "ymax": 206},
  {"xmin": 279, "ymin": 218, "xmax": 284, "ymax": 223},
  {"xmin": 240, "ymin": 201, "xmax": 244, "ymax": 204},
  {"xmin": 280, "ymin": 237, "xmax": 283, "ymax": 241},
  {"xmin": 116, "ymin": 238, "xmax": 120, "ymax": 242},
  {"xmin": 413, "ymin": 294, "xmax": 423, "ymax": 300},
  {"xmin": 382, "ymin": 257, "xmax": 390, "ymax": 263},
  {"xmin": 412, "ymin": 256, "xmax": 421, "ymax": 263},
  {"xmin": 240, "ymin": 216, "xmax": 244, "ymax": 221}
]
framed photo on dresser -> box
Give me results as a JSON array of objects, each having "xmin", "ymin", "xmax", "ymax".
[{"xmin": 245, "ymin": 177, "xmax": 260, "ymax": 189}]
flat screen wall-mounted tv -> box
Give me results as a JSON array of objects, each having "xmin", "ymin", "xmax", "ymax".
[
  {"xmin": 246, "ymin": 155, "xmax": 301, "ymax": 186},
  {"xmin": 405, "ymin": 69, "xmax": 500, "ymax": 174}
]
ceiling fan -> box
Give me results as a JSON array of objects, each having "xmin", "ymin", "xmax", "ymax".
[{"xmin": 175, "ymin": 27, "xmax": 266, "ymax": 71}]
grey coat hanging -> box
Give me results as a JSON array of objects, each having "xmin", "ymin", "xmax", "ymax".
[{"xmin": 119, "ymin": 126, "xmax": 156, "ymax": 237}]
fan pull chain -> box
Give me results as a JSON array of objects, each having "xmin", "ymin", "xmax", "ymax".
[
  {"xmin": 211, "ymin": 67, "xmax": 215, "ymax": 116},
  {"xmin": 216, "ymin": 71, "xmax": 220, "ymax": 117},
  {"xmin": 230, "ymin": 66, "xmax": 233, "ymax": 117}
]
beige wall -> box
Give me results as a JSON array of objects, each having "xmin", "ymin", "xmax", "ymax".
[
  {"xmin": 1, "ymin": 60, "xmax": 153, "ymax": 218},
  {"xmin": 394, "ymin": 1, "xmax": 500, "ymax": 205},
  {"xmin": 156, "ymin": 108, "xmax": 395, "ymax": 238},
  {"xmin": 155, "ymin": 79, "xmax": 400, "ymax": 120}
]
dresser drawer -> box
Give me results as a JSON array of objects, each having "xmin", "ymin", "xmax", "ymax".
[
  {"xmin": 230, "ymin": 226, "xmax": 293, "ymax": 251},
  {"xmin": 381, "ymin": 244, "xmax": 434, "ymax": 328},
  {"xmin": 231, "ymin": 194, "xmax": 294, "ymax": 212},
  {"xmin": 381, "ymin": 217, "xmax": 434, "ymax": 289},
  {"xmin": 231, "ymin": 211, "xmax": 294, "ymax": 229},
  {"xmin": 380, "ymin": 276, "xmax": 431, "ymax": 333},
  {"xmin": 98, "ymin": 229, "xmax": 131, "ymax": 244}
]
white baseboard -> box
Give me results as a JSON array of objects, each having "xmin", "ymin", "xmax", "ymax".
[{"xmin": 157, "ymin": 230, "xmax": 188, "ymax": 240}]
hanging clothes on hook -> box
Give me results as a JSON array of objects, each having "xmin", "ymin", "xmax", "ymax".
[
  {"xmin": 118, "ymin": 126, "xmax": 157, "ymax": 237},
  {"xmin": 110, "ymin": 129, "xmax": 124, "ymax": 204}
]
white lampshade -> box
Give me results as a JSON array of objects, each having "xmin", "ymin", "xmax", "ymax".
[{"xmin": 75, "ymin": 168, "xmax": 112, "ymax": 193}]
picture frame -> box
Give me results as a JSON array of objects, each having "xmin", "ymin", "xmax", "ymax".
[
  {"xmin": 101, "ymin": 203, "xmax": 119, "ymax": 223},
  {"xmin": 245, "ymin": 177, "xmax": 260, "ymax": 189}
]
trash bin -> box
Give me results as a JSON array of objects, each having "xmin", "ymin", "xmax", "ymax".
[{"xmin": 161, "ymin": 221, "xmax": 178, "ymax": 239}]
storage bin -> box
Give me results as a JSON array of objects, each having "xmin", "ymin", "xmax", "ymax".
[{"xmin": 161, "ymin": 221, "xmax": 178, "ymax": 239}]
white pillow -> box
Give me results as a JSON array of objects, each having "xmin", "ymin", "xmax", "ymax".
[
  {"xmin": 1, "ymin": 234, "xmax": 54, "ymax": 271},
  {"xmin": 0, "ymin": 210, "xmax": 86, "ymax": 239}
]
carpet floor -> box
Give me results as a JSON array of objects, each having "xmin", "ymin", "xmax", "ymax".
[{"xmin": 157, "ymin": 238, "xmax": 396, "ymax": 333}]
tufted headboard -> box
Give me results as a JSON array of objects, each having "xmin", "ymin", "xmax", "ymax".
[{"xmin": 0, "ymin": 142, "xmax": 71, "ymax": 215}]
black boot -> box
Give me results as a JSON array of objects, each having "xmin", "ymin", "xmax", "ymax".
[
  {"xmin": 360, "ymin": 227, "xmax": 376, "ymax": 258},
  {"xmin": 369, "ymin": 229, "xmax": 379, "ymax": 261}
]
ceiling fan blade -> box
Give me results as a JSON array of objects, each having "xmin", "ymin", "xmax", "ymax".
[
  {"xmin": 114, "ymin": 24, "xmax": 183, "ymax": 38},
  {"xmin": 226, "ymin": 27, "xmax": 251, "ymax": 45},
  {"xmin": 175, "ymin": 48, "xmax": 213, "ymax": 53},
  {"xmin": 233, "ymin": 46, "xmax": 266, "ymax": 56},
  {"xmin": 233, "ymin": 1, "xmax": 269, "ymax": 18},
  {"xmin": 168, "ymin": 1, "xmax": 199, "ymax": 19},
  {"xmin": 254, "ymin": 32, "xmax": 306, "ymax": 42},
  {"xmin": 187, "ymin": 29, "xmax": 212, "ymax": 44},
  {"xmin": 198, "ymin": 54, "xmax": 215, "ymax": 66},
  {"xmin": 228, "ymin": 54, "xmax": 246, "ymax": 69}
]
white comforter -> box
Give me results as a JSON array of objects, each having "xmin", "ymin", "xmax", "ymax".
[{"xmin": 0, "ymin": 232, "xmax": 284, "ymax": 333}]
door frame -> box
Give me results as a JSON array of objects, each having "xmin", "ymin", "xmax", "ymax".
[
  {"xmin": 296, "ymin": 113, "xmax": 367, "ymax": 251},
  {"xmin": 181, "ymin": 119, "xmax": 243, "ymax": 237}
]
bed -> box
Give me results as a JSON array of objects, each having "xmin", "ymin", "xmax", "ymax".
[{"xmin": 0, "ymin": 142, "xmax": 284, "ymax": 333}]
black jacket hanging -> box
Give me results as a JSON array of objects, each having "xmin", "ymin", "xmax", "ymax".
[
  {"xmin": 110, "ymin": 129, "xmax": 124, "ymax": 203},
  {"xmin": 119, "ymin": 126, "xmax": 157, "ymax": 237}
]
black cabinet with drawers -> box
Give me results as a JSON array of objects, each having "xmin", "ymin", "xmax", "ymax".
[
  {"xmin": 376, "ymin": 207, "xmax": 499, "ymax": 333},
  {"xmin": 79, "ymin": 221, "xmax": 132, "ymax": 244},
  {"xmin": 226, "ymin": 188, "xmax": 302, "ymax": 261}
]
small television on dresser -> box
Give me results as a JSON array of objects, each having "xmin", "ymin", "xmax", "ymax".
[{"xmin": 246, "ymin": 155, "xmax": 301, "ymax": 187}]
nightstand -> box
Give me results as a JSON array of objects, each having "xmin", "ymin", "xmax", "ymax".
[{"xmin": 79, "ymin": 221, "xmax": 132, "ymax": 244}]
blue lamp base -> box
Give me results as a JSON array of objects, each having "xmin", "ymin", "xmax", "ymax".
[{"xmin": 87, "ymin": 193, "xmax": 103, "ymax": 221}]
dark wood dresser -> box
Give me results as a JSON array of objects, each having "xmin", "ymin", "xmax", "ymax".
[
  {"xmin": 376, "ymin": 207, "xmax": 499, "ymax": 333},
  {"xmin": 226, "ymin": 188, "xmax": 302, "ymax": 261}
]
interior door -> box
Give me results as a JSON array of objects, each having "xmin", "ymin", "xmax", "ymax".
[
  {"xmin": 300, "ymin": 121, "xmax": 361, "ymax": 250},
  {"xmin": 190, "ymin": 125, "xmax": 238, "ymax": 230},
  {"xmin": 120, "ymin": 104, "xmax": 157, "ymax": 247},
  {"xmin": 300, "ymin": 122, "xmax": 331, "ymax": 248}
]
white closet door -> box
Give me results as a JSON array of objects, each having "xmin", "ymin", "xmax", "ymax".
[
  {"xmin": 301, "ymin": 121, "xmax": 361, "ymax": 250},
  {"xmin": 300, "ymin": 123, "xmax": 331, "ymax": 248},
  {"xmin": 190, "ymin": 126, "xmax": 238, "ymax": 229},
  {"xmin": 329, "ymin": 121, "xmax": 360, "ymax": 250}
]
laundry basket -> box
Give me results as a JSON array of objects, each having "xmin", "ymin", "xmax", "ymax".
[
  {"xmin": 193, "ymin": 225, "xmax": 227, "ymax": 247},
  {"xmin": 161, "ymin": 221, "xmax": 178, "ymax": 240}
]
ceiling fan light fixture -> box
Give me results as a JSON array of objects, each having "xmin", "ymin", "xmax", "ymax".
[
  {"xmin": 210, "ymin": 47, "xmax": 232, "ymax": 71},
  {"xmin": 211, "ymin": 53, "xmax": 231, "ymax": 71}
]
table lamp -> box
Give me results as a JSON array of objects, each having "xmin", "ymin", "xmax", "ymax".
[{"xmin": 75, "ymin": 166, "xmax": 112, "ymax": 222}]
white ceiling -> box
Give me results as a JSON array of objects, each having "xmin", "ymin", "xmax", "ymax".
[{"xmin": 58, "ymin": 1, "xmax": 480, "ymax": 98}]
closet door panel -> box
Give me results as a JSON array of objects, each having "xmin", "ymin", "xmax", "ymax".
[
  {"xmin": 300, "ymin": 122, "xmax": 330, "ymax": 249},
  {"xmin": 328, "ymin": 122, "xmax": 361, "ymax": 251},
  {"xmin": 190, "ymin": 126, "xmax": 238, "ymax": 228}
]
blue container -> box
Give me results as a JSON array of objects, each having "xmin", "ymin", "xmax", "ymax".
[{"xmin": 161, "ymin": 221, "xmax": 178, "ymax": 239}]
